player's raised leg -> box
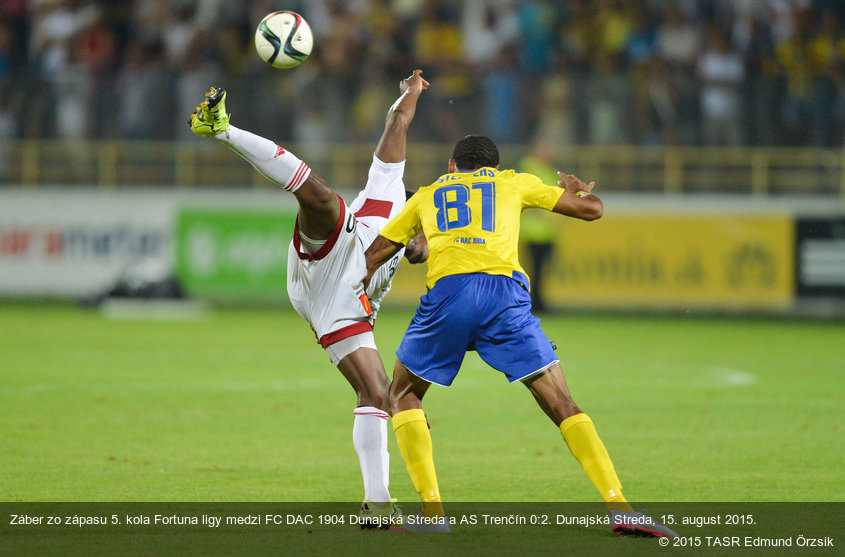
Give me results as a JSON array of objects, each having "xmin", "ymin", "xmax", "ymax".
[
  {"xmin": 187, "ymin": 74, "xmax": 429, "ymax": 529},
  {"xmin": 188, "ymin": 86, "xmax": 339, "ymax": 241}
]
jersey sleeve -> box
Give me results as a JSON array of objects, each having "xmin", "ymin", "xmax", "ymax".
[
  {"xmin": 380, "ymin": 192, "xmax": 421, "ymax": 245},
  {"xmin": 517, "ymin": 172, "xmax": 564, "ymax": 211}
]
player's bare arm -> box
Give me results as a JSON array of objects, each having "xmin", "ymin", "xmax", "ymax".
[
  {"xmin": 552, "ymin": 172, "xmax": 604, "ymax": 221},
  {"xmin": 374, "ymin": 69, "xmax": 430, "ymax": 164},
  {"xmin": 297, "ymin": 70, "xmax": 429, "ymax": 240},
  {"xmin": 363, "ymin": 235, "xmax": 406, "ymax": 289}
]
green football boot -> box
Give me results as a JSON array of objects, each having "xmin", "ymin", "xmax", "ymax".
[{"xmin": 188, "ymin": 86, "xmax": 230, "ymax": 137}]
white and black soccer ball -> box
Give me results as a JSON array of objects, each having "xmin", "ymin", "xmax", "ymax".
[{"xmin": 254, "ymin": 11, "xmax": 313, "ymax": 69}]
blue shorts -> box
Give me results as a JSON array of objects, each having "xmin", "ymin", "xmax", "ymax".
[{"xmin": 396, "ymin": 273, "xmax": 559, "ymax": 386}]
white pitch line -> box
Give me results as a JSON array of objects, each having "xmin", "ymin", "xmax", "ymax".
[
  {"xmin": 637, "ymin": 362, "xmax": 759, "ymax": 389},
  {"xmin": 0, "ymin": 378, "xmax": 335, "ymax": 396},
  {"xmin": 704, "ymin": 366, "xmax": 758, "ymax": 387}
]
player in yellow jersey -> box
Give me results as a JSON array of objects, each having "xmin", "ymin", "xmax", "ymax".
[{"xmin": 363, "ymin": 135, "xmax": 678, "ymax": 537}]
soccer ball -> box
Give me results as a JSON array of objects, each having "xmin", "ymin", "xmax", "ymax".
[{"xmin": 254, "ymin": 11, "xmax": 313, "ymax": 69}]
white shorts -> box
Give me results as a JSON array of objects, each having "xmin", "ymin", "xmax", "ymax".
[
  {"xmin": 324, "ymin": 331, "xmax": 377, "ymax": 365},
  {"xmin": 286, "ymin": 155, "xmax": 406, "ymax": 349}
]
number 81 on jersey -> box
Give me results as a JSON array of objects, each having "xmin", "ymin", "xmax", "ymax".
[{"xmin": 433, "ymin": 182, "xmax": 496, "ymax": 232}]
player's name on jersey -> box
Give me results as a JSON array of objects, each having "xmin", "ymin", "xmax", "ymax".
[{"xmin": 436, "ymin": 167, "xmax": 497, "ymax": 183}]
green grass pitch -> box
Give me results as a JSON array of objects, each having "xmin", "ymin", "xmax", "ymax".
[{"xmin": 1, "ymin": 303, "xmax": 843, "ymax": 555}]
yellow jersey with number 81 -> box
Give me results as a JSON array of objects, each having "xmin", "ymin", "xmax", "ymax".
[{"xmin": 380, "ymin": 167, "xmax": 563, "ymax": 289}]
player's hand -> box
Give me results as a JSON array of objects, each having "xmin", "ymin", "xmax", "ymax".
[
  {"xmin": 553, "ymin": 171, "xmax": 603, "ymax": 220},
  {"xmin": 400, "ymin": 69, "xmax": 430, "ymax": 96},
  {"xmin": 558, "ymin": 172, "xmax": 594, "ymax": 197},
  {"xmin": 404, "ymin": 230, "xmax": 429, "ymax": 264}
]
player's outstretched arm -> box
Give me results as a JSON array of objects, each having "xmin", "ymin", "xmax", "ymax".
[
  {"xmin": 363, "ymin": 235, "xmax": 405, "ymax": 289},
  {"xmin": 374, "ymin": 69, "xmax": 430, "ymax": 164},
  {"xmin": 553, "ymin": 172, "xmax": 604, "ymax": 221}
]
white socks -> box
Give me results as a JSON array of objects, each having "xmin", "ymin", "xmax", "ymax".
[
  {"xmin": 215, "ymin": 125, "xmax": 310, "ymax": 192},
  {"xmin": 352, "ymin": 406, "xmax": 391, "ymax": 503}
]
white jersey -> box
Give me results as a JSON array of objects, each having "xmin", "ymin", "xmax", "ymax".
[{"xmin": 286, "ymin": 156, "xmax": 406, "ymax": 348}]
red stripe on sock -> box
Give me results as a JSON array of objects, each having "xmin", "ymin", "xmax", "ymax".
[
  {"xmin": 293, "ymin": 162, "xmax": 309, "ymax": 185},
  {"xmin": 287, "ymin": 162, "xmax": 310, "ymax": 191},
  {"xmin": 354, "ymin": 411, "xmax": 389, "ymax": 419},
  {"xmin": 284, "ymin": 163, "xmax": 301, "ymax": 191}
]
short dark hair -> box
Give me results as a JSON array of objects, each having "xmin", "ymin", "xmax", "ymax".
[{"xmin": 451, "ymin": 135, "xmax": 499, "ymax": 171}]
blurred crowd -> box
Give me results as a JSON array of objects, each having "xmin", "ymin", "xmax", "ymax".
[{"xmin": 0, "ymin": 0, "xmax": 843, "ymax": 148}]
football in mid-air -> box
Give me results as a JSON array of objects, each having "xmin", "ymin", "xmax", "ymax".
[{"xmin": 254, "ymin": 11, "xmax": 313, "ymax": 69}]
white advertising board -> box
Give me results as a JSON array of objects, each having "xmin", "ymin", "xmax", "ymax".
[{"xmin": 0, "ymin": 188, "xmax": 295, "ymax": 297}]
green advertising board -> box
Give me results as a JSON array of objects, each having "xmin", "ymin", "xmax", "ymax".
[{"xmin": 175, "ymin": 208, "xmax": 298, "ymax": 300}]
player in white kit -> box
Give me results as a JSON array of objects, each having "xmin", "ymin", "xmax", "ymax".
[
  {"xmin": 286, "ymin": 154, "xmax": 413, "ymax": 355},
  {"xmin": 189, "ymin": 70, "xmax": 429, "ymax": 525}
]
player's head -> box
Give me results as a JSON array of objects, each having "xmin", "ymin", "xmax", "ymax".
[{"xmin": 450, "ymin": 135, "xmax": 499, "ymax": 172}]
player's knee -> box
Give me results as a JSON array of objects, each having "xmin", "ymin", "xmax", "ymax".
[
  {"xmin": 295, "ymin": 176, "xmax": 339, "ymax": 215},
  {"xmin": 357, "ymin": 377, "xmax": 389, "ymax": 409},
  {"xmin": 387, "ymin": 387, "xmax": 401, "ymax": 415},
  {"xmin": 388, "ymin": 380, "xmax": 417, "ymax": 414}
]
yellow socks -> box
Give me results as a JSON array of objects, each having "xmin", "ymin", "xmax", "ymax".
[
  {"xmin": 392, "ymin": 409, "xmax": 630, "ymax": 516},
  {"xmin": 561, "ymin": 413, "xmax": 633, "ymax": 512},
  {"xmin": 392, "ymin": 409, "xmax": 444, "ymax": 517}
]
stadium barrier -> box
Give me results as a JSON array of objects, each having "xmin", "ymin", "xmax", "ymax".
[
  {"xmin": 2, "ymin": 189, "xmax": 844, "ymax": 316},
  {"xmin": 1, "ymin": 140, "xmax": 844, "ymax": 195}
]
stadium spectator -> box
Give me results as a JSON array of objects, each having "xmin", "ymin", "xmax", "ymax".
[
  {"xmin": 655, "ymin": 5, "xmax": 701, "ymax": 145},
  {"xmin": 481, "ymin": 49, "xmax": 521, "ymax": 143},
  {"xmin": 0, "ymin": 0, "xmax": 841, "ymax": 148},
  {"xmin": 774, "ymin": 9, "xmax": 841, "ymax": 147},
  {"xmin": 514, "ymin": 0, "xmax": 562, "ymax": 74},
  {"xmin": 594, "ymin": 0, "xmax": 633, "ymax": 60},
  {"xmin": 412, "ymin": 0, "xmax": 472, "ymax": 142},
  {"xmin": 697, "ymin": 26, "xmax": 746, "ymax": 146},
  {"xmin": 742, "ymin": 16, "xmax": 779, "ymax": 146},
  {"xmin": 588, "ymin": 52, "xmax": 633, "ymax": 144},
  {"xmin": 0, "ymin": 23, "xmax": 20, "ymax": 140},
  {"xmin": 116, "ymin": 38, "xmax": 170, "ymax": 139},
  {"xmin": 625, "ymin": 10, "xmax": 661, "ymax": 145},
  {"xmin": 806, "ymin": 12, "xmax": 841, "ymax": 147},
  {"xmin": 532, "ymin": 71, "xmax": 579, "ymax": 145},
  {"xmin": 461, "ymin": 1, "xmax": 516, "ymax": 68}
]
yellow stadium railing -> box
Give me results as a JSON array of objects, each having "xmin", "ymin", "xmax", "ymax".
[{"xmin": 2, "ymin": 140, "xmax": 843, "ymax": 195}]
